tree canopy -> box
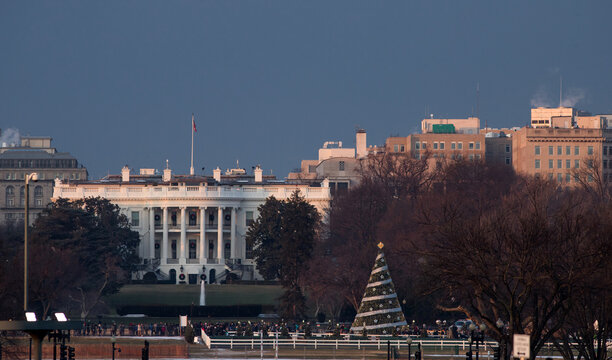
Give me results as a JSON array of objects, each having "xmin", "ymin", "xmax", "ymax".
[
  {"xmin": 0, "ymin": 197, "xmax": 140, "ymax": 319},
  {"xmin": 246, "ymin": 191, "xmax": 320, "ymax": 319}
]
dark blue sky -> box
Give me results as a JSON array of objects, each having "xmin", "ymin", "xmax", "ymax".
[{"xmin": 2, "ymin": 1, "xmax": 611, "ymax": 179}]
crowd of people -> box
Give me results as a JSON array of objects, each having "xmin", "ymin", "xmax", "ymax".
[{"xmin": 73, "ymin": 320, "xmax": 449, "ymax": 338}]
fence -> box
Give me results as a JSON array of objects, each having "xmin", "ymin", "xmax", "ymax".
[{"xmin": 209, "ymin": 337, "xmax": 498, "ymax": 351}]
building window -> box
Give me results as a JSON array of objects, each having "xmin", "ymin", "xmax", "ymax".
[
  {"xmin": 588, "ymin": 159, "xmax": 594, "ymax": 168},
  {"xmin": 535, "ymin": 159, "xmax": 540, "ymax": 169},
  {"xmin": 469, "ymin": 142, "xmax": 474, "ymax": 150},
  {"xmin": 505, "ymin": 144, "xmax": 510, "ymax": 153},
  {"xmin": 566, "ymin": 146, "xmax": 571, "ymax": 155},
  {"xmin": 575, "ymin": 146, "xmax": 580, "ymax": 155},
  {"xmin": 548, "ymin": 173, "xmax": 554, "ymax": 180},
  {"xmin": 131, "ymin": 211, "xmax": 140, "ymax": 227},
  {"xmin": 469, "ymin": 154, "xmax": 474, "ymax": 160},
  {"xmin": 457, "ymin": 142, "xmax": 463, "ymax": 150},
  {"xmin": 575, "ymin": 160, "xmax": 580, "ymax": 168},
  {"xmin": 393, "ymin": 144, "xmax": 399, "ymax": 152},
  {"xmin": 566, "ymin": 160, "xmax": 571, "ymax": 169},
  {"xmin": 35, "ymin": 199, "xmax": 42, "ymax": 206},
  {"xmin": 189, "ymin": 211, "xmax": 197, "ymax": 226},
  {"xmin": 535, "ymin": 146, "xmax": 540, "ymax": 155},
  {"xmin": 339, "ymin": 161, "xmax": 345, "ymax": 171},
  {"xmin": 415, "ymin": 142, "xmax": 420, "ymax": 150},
  {"xmin": 557, "ymin": 160, "xmax": 562, "ymax": 169},
  {"xmin": 475, "ymin": 142, "xmax": 481, "ymax": 150},
  {"xmin": 246, "ymin": 211, "xmax": 254, "ymax": 227},
  {"xmin": 224, "ymin": 243, "xmax": 231, "ymax": 259},
  {"xmin": 34, "ymin": 186, "xmax": 43, "ymax": 197},
  {"xmin": 189, "ymin": 239, "xmax": 197, "ymax": 259},
  {"xmin": 171, "ymin": 240, "xmax": 177, "ymax": 259},
  {"xmin": 433, "ymin": 142, "xmax": 438, "ymax": 150},
  {"xmin": 171, "ymin": 212, "xmax": 177, "ymax": 226},
  {"xmin": 337, "ymin": 182, "xmax": 348, "ymax": 194},
  {"xmin": 548, "ymin": 146, "xmax": 553, "ymax": 155},
  {"xmin": 604, "ymin": 160, "xmax": 608, "ymax": 169},
  {"xmin": 557, "ymin": 146, "xmax": 562, "ymax": 155},
  {"xmin": 566, "ymin": 173, "xmax": 571, "ymax": 183},
  {"xmin": 400, "ymin": 145, "xmax": 405, "ymax": 152},
  {"xmin": 451, "ymin": 142, "xmax": 456, "ymax": 150},
  {"xmin": 604, "ymin": 146, "xmax": 608, "ymax": 156},
  {"xmin": 439, "ymin": 142, "xmax": 445, "ymax": 150},
  {"xmin": 557, "ymin": 173, "xmax": 563, "ymax": 182},
  {"xmin": 549, "ymin": 160, "xmax": 553, "ymax": 169},
  {"xmin": 505, "ymin": 157, "xmax": 511, "ymax": 165},
  {"xmin": 588, "ymin": 146, "xmax": 594, "ymax": 155}
]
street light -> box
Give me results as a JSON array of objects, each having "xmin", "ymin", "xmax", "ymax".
[
  {"xmin": 406, "ymin": 337, "xmax": 413, "ymax": 360},
  {"xmin": 468, "ymin": 323, "xmax": 487, "ymax": 360},
  {"xmin": 111, "ymin": 335, "xmax": 121, "ymax": 360},
  {"xmin": 24, "ymin": 172, "xmax": 38, "ymax": 313},
  {"xmin": 496, "ymin": 319, "xmax": 505, "ymax": 360}
]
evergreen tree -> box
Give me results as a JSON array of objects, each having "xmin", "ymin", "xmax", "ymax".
[
  {"xmin": 246, "ymin": 191, "xmax": 320, "ymax": 319},
  {"xmin": 350, "ymin": 242, "xmax": 407, "ymax": 335}
]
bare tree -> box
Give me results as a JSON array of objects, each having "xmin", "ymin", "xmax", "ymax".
[{"xmin": 401, "ymin": 173, "xmax": 612, "ymax": 360}]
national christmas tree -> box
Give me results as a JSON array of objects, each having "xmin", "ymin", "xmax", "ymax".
[{"xmin": 350, "ymin": 242, "xmax": 407, "ymax": 335}]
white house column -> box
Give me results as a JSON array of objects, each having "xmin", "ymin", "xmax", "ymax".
[
  {"xmin": 148, "ymin": 207, "xmax": 155, "ymax": 260},
  {"xmin": 162, "ymin": 207, "xmax": 168, "ymax": 265},
  {"xmin": 199, "ymin": 207, "xmax": 206, "ymax": 261},
  {"xmin": 230, "ymin": 207, "xmax": 236, "ymax": 259},
  {"xmin": 217, "ymin": 207, "xmax": 224, "ymax": 260},
  {"xmin": 180, "ymin": 207, "xmax": 186, "ymax": 264}
]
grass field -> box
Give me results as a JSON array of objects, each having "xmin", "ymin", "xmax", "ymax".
[{"xmin": 105, "ymin": 284, "xmax": 283, "ymax": 308}]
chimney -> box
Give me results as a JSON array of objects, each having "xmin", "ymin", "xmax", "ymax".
[
  {"xmin": 254, "ymin": 165, "xmax": 263, "ymax": 182},
  {"xmin": 356, "ymin": 129, "xmax": 367, "ymax": 158},
  {"xmin": 121, "ymin": 165, "xmax": 130, "ymax": 182},
  {"xmin": 213, "ymin": 167, "xmax": 221, "ymax": 182},
  {"xmin": 163, "ymin": 168, "xmax": 172, "ymax": 182}
]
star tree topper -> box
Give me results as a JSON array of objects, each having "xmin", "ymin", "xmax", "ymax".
[{"xmin": 378, "ymin": 242, "xmax": 384, "ymax": 249}]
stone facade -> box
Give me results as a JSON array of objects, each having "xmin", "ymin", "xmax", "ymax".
[{"xmin": 53, "ymin": 166, "xmax": 331, "ymax": 284}]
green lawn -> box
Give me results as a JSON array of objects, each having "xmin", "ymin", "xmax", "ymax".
[{"xmin": 105, "ymin": 284, "xmax": 283, "ymax": 308}]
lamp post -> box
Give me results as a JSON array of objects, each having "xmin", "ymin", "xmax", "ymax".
[
  {"xmin": 468, "ymin": 323, "xmax": 487, "ymax": 360},
  {"xmin": 496, "ymin": 318, "xmax": 505, "ymax": 360},
  {"xmin": 111, "ymin": 335, "xmax": 121, "ymax": 360},
  {"xmin": 24, "ymin": 172, "xmax": 38, "ymax": 313},
  {"xmin": 406, "ymin": 337, "xmax": 412, "ymax": 360}
]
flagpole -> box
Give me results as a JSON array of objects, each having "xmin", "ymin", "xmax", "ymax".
[{"xmin": 190, "ymin": 113, "xmax": 195, "ymax": 175}]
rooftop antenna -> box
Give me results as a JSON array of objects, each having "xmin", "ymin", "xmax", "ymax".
[
  {"xmin": 236, "ymin": 159, "xmax": 239, "ymax": 169},
  {"xmin": 559, "ymin": 76, "xmax": 563, "ymax": 107},
  {"xmin": 166, "ymin": 159, "xmax": 169, "ymax": 169}
]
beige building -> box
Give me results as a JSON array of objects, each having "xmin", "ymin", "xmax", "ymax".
[
  {"xmin": 512, "ymin": 127, "xmax": 612, "ymax": 183},
  {"xmin": 386, "ymin": 117, "xmax": 514, "ymax": 166},
  {"xmin": 513, "ymin": 107, "xmax": 612, "ymax": 183},
  {"xmin": 386, "ymin": 132, "xmax": 486, "ymax": 163},
  {"xmin": 287, "ymin": 130, "xmax": 381, "ymax": 194},
  {"xmin": 0, "ymin": 134, "xmax": 88, "ymax": 224}
]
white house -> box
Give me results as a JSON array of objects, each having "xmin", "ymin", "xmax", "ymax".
[{"xmin": 52, "ymin": 165, "xmax": 331, "ymax": 284}]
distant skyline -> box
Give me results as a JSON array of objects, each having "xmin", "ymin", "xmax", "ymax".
[{"xmin": 2, "ymin": 1, "xmax": 611, "ymax": 179}]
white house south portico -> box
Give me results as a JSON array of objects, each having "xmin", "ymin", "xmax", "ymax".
[{"xmin": 52, "ymin": 165, "xmax": 331, "ymax": 284}]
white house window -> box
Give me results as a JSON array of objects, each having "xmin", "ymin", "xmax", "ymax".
[{"xmin": 131, "ymin": 211, "xmax": 140, "ymax": 227}]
